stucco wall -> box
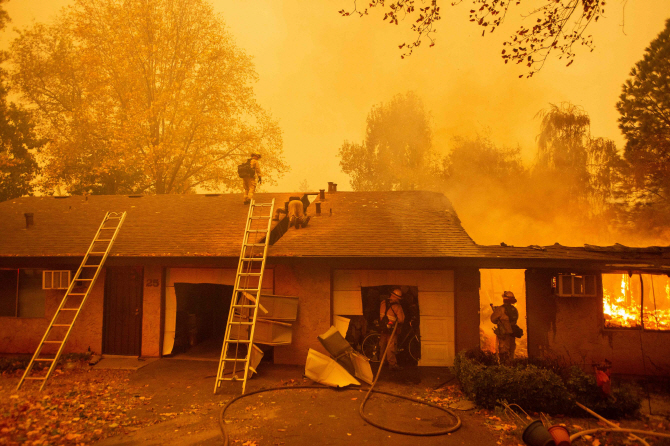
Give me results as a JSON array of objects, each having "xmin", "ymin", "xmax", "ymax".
[
  {"xmin": 0, "ymin": 269, "xmax": 105, "ymax": 355},
  {"xmin": 142, "ymin": 265, "xmax": 162, "ymax": 357},
  {"xmin": 454, "ymin": 268, "xmax": 481, "ymax": 354},
  {"xmin": 272, "ymin": 260, "xmax": 331, "ymax": 365},
  {"xmin": 526, "ymin": 269, "xmax": 670, "ymax": 375}
]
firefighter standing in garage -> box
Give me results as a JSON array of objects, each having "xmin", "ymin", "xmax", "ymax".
[{"xmin": 379, "ymin": 288, "xmax": 405, "ymax": 371}]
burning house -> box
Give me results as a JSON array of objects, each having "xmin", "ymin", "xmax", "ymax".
[{"xmin": 0, "ymin": 189, "xmax": 669, "ymax": 376}]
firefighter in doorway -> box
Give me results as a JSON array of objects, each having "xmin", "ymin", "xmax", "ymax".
[
  {"xmin": 490, "ymin": 291, "xmax": 519, "ymax": 363},
  {"xmin": 379, "ymin": 288, "xmax": 405, "ymax": 371},
  {"xmin": 242, "ymin": 152, "xmax": 263, "ymax": 205}
]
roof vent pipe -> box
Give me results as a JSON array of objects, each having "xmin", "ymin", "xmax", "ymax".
[
  {"xmin": 319, "ymin": 189, "xmax": 325, "ymax": 200},
  {"xmin": 328, "ymin": 182, "xmax": 337, "ymax": 193},
  {"xmin": 315, "ymin": 202, "xmax": 321, "ymax": 215},
  {"xmin": 24, "ymin": 213, "xmax": 34, "ymax": 229}
]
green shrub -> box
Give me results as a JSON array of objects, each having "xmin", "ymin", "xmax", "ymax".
[
  {"xmin": 454, "ymin": 350, "xmax": 641, "ymax": 418},
  {"xmin": 566, "ymin": 366, "xmax": 640, "ymax": 419}
]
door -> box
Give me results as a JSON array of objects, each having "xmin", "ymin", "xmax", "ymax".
[{"xmin": 103, "ymin": 266, "xmax": 143, "ymax": 355}]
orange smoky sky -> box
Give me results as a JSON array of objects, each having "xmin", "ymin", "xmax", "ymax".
[{"xmin": 3, "ymin": 0, "xmax": 667, "ymax": 197}]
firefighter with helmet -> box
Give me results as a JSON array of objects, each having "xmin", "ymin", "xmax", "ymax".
[
  {"xmin": 490, "ymin": 291, "xmax": 519, "ymax": 363},
  {"xmin": 240, "ymin": 152, "xmax": 262, "ymax": 205}
]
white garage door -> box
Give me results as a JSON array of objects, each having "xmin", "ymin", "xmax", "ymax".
[
  {"xmin": 163, "ymin": 268, "xmax": 274, "ymax": 355},
  {"xmin": 333, "ymin": 270, "xmax": 454, "ymax": 366}
]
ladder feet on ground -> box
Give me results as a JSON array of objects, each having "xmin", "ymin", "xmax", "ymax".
[
  {"xmin": 16, "ymin": 211, "xmax": 127, "ymax": 391},
  {"xmin": 215, "ymin": 199, "xmax": 275, "ymax": 395}
]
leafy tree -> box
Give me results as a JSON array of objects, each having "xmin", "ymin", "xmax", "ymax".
[
  {"xmin": 617, "ymin": 18, "xmax": 670, "ymax": 215},
  {"xmin": 534, "ymin": 102, "xmax": 622, "ymax": 215},
  {"xmin": 440, "ymin": 133, "xmax": 525, "ymax": 185},
  {"xmin": 11, "ymin": 0, "xmax": 287, "ymax": 195},
  {"xmin": 340, "ymin": 0, "xmax": 605, "ymax": 76},
  {"xmin": 0, "ymin": 0, "xmax": 42, "ymax": 202},
  {"xmin": 338, "ymin": 91, "xmax": 433, "ymax": 191}
]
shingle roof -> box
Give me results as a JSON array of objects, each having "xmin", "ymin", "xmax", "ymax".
[
  {"xmin": 270, "ymin": 191, "xmax": 480, "ymax": 257},
  {"xmin": 0, "ymin": 191, "xmax": 479, "ymax": 258},
  {"xmin": 1, "ymin": 192, "xmax": 668, "ymax": 266}
]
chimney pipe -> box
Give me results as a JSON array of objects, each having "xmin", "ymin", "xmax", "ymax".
[
  {"xmin": 24, "ymin": 213, "xmax": 34, "ymax": 229},
  {"xmin": 315, "ymin": 202, "xmax": 321, "ymax": 215},
  {"xmin": 319, "ymin": 189, "xmax": 325, "ymax": 200},
  {"xmin": 328, "ymin": 182, "xmax": 338, "ymax": 193}
]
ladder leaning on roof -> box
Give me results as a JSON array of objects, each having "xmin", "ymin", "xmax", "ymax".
[
  {"xmin": 17, "ymin": 212, "xmax": 127, "ymax": 391},
  {"xmin": 214, "ymin": 198, "xmax": 275, "ymax": 395}
]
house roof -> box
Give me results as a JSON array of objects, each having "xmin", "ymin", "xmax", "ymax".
[
  {"xmin": 1, "ymin": 192, "xmax": 668, "ymax": 267},
  {"xmin": 0, "ymin": 191, "xmax": 479, "ymax": 258}
]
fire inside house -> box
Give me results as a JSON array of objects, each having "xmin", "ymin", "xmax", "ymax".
[{"xmin": 603, "ymin": 273, "xmax": 670, "ymax": 331}]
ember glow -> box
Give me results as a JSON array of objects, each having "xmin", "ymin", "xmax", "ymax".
[{"xmin": 603, "ymin": 274, "xmax": 670, "ymax": 331}]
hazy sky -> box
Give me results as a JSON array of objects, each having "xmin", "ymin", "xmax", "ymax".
[{"xmin": 3, "ymin": 0, "xmax": 668, "ymax": 194}]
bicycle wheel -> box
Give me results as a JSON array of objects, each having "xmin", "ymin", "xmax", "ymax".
[
  {"xmin": 361, "ymin": 332, "xmax": 381, "ymax": 362},
  {"xmin": 408, "ymin": 335, "xmax": 421, "ymax": 362}
]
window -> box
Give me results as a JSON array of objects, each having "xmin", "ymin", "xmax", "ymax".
[
  {"xmin": 555, "ymin": 274, "xmax": 597, "ymax": 296},
  {"xmin": 602, "ymin": 273, "xmax": 670, "ymax": 331},
  {"xmin": 43, "ymin": 270, "xmax": 71, "ymax": 289},
  {"xmin": 0, "ymin": 268, "xmax": 46, "ymax": 318}
]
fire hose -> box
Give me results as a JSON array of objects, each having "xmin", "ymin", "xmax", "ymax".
[{"xmin": 218, "ymin": 324, "xmax": 462, "ymax": 445}]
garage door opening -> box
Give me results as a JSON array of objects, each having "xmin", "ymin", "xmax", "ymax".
[
  {"xmin": 346, "ymin": 285, "xmax": 420, "ymax": 365},
  {"xmin": 479, "ymin": 269, "xmax": 527, "ymax": 358},
  {"xmin": 172, "ymin": 283, "xmax": 233, "ymax": 356}
]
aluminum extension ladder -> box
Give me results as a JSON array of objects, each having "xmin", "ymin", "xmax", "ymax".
[
  {"xmin": 215, "ymin": 199, "xmax": 275, "ymax": 394},
  {"xmin": 17, "ymin": 212, "xmax": 127, "ymax": 391}
]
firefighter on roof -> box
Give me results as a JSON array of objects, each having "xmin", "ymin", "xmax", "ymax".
[{"xmin": 239, "ymin": 152, "xmax": 263, "ymax": 205}]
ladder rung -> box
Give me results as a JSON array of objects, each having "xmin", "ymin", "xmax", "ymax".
[
  {"xmin": 95, "ymin": 239, "xmax": 113, "ymax": 242},
  {"xmin": 244, "ymin": 243, "xmax": 266, "ymax": 247},
  {"xmin": 105, "ymin": 217, "xmax": 122, "ymax": 219},
  {"xmin": 34, "ymin": 358, "xmax": 55, "ymax": 362},
  {"xmin": 229, "ymin": 321, "xmax": 254, "ymax": 325},
  {"xmin": 253, "ymin": 203, "xmax": 273, "ymax": 207},
  {"xmin": 52, "ymin": 324, "xmax": 72, "ymax": 327},
  {"xmin": 246, "ymin": 230, "xmax": 268, "ymax": 233},
  {"xmin": 249, "ymin": 216, "xmax": 270, "ymax": 220},
  {"xmin": 60, "ymin": 308, "xmax": 80, "ymax": 311},
  {"xmin": 25, "ymin": 377, "xmax": 46, "ymax": 380},
  {"xmin": 225, "ymin": 339, "xmax": 251, "ymax": 344},
  {"xmin": 88, "ymin": 252, "xmax": 107, "ymax": 255},
  {"xmin": 43, "ymin": 341, "xmax": 63, "ymax": 344},
  {"xmin": 82, "ymin": 265, "xmax": 101, "ymax": 267},
  {"xmin": 241, "ymin": 257, "xmax": 263, "ymax": 261},
  {"xmin": 232, "ymin": 304, "xmax": 257, "ymax": 308},
  {"xmin": 67, "ymin": 293, "xmax": 86, "ymax": 296},
  {"xmin": 237, "ymin": 288, "xmax": 260, "ymax": 292},
  {"xmin": 223, "ymin": 358, "xmax": 249, "ymax": 362},
  {"xmin": 238, "ymin": 273, "xmax": 262, "ymax": 276},
  {"xmin": 74, "ymin": 279, "xmax": 93, "ymax": 281}
]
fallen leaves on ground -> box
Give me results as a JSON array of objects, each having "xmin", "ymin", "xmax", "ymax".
[{"xmin": 0, "ymin": 364, "xmax": 153, "ymax": 445}]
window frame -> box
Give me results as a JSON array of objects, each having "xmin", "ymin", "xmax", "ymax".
[
  {"xmin": 601, "ymin": 271, "xmax": 670, "ymax": 332},
  {"xmin": 42, "ymin": 270, "xmax": 72, "ymax": 290},
  {"xmin": 554, "ymin": 273, "xmax": 598, "ymax": 297}
]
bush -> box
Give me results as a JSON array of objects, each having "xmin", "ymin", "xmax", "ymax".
[
  {"xmin": 454, "ymin": 350, "xmax": 641, "ymax": 418},
  {"xmin": 0, "ymin": 352, "xmax": 92, "ymax": 373}
]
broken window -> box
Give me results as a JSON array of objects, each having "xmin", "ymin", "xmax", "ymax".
[{"xmin": 602, "ymin": 273, "xmax": 670, "ymax": 331}]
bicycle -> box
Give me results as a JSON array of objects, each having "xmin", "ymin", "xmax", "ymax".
[{"xmin": 361, "ymin": 323, "xmax": 421, "ymax": 363}]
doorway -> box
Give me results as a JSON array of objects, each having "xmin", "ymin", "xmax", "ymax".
[
  {"xmin": 171, "ymin": 283, "xmax": 233, "ymax": 357},
  {"xmin": 103, "ymin": 266, "xmax": 143, "ymax": 356}
]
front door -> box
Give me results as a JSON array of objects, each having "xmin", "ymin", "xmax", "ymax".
[{"xmin": 103, "ymin": 266, "xmax": 143, "ymax": 355}]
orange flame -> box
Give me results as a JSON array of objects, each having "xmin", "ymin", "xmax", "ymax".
[{"xmin": 603, "ymin": 274, "xmax": 670, "ymax": 330}]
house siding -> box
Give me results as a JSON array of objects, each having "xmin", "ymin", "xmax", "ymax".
[
  {"xmin": 0, "ymin": 269, "xmax": 104, "ymax": 355},
  {"xmin": 142, "ymin": 265, "xmax": 162, "ymax": 357},
  {"xmin": 526, "ymin": 269, "xmax": 670, "ymax": 375},
  {"xmin": 272, "ymin": 259, "xmax": 331, "ymax": 365}
]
